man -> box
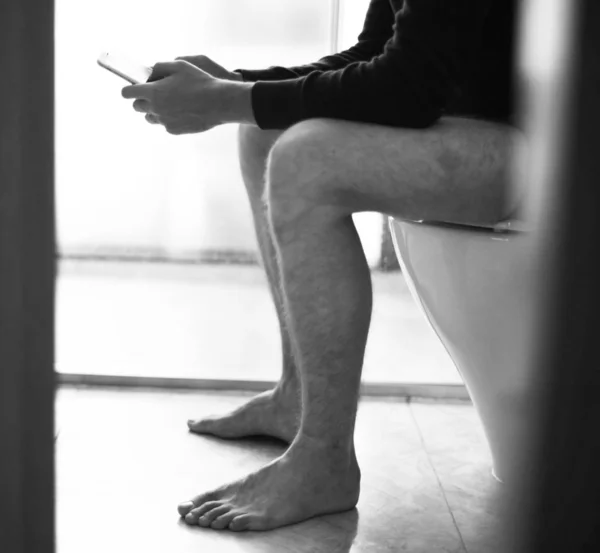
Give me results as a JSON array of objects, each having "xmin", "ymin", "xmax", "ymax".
[{"xmin": 122, "ymin": 0, "xmax": 522, "ymax": 532}]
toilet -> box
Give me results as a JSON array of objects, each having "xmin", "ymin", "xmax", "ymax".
[{"xmin": 389, "ymin": 216, "xmax": 537, "ymax": 483}]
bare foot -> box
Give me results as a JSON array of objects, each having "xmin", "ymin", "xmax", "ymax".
[
  {"xmin": 178, "ymin": 439, "xmax": 361, "ymax": 531},
  {"xmin": 187, "ymin": 384, "xmax": 300, "ymax": 444}
]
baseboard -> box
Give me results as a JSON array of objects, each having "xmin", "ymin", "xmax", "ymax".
[
  {"xmin": 57, "ymin": 373, "xmax": 470, "ymax": 402},
  {"xmin": 58, "ymin": 246, "xmax": 259, "ymax": 266}
]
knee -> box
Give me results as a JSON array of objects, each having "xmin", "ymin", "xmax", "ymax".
[
  {"xmin": 265, "ymin": 120, "xmax": 334, "ymax": 238},
  {"xmin": 266, "ymin": 119, "xmax": 337, "ymax": 201},
  {"xmin": 237, "ymin": 124, "xmax": 285, "ymax": 200}
]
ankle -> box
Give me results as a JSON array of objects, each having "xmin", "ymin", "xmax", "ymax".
[{"xmin": 294, "ymin": 431, "xmax": 355, "ymax": 459}]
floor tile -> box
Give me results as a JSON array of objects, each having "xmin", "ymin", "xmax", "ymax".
[
  {"xmin": 409, "ymin": 403, "xmax": 507, "ymax": 553},
  {"xmin": 56, "ymin": 388, "xmax": 467, "ymax": 553}
]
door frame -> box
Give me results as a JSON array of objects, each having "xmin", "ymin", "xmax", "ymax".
[{"xmin": 0, "ymin": 1, "xmax": 56, "ymax": 552}]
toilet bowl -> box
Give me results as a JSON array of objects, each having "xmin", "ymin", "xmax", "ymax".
[{"xmin": 389, "ymin": 217, "xmax": 537, "ymax": 483}]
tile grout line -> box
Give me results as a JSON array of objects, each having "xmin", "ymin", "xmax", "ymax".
[{"xmin": 407, "ymin": 399, "xmax": 469, "ymax": 553}]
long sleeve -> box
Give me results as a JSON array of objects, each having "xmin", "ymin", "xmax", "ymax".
[
  {"xmin": 234, "ymin": 0, "xmax": 394, "ymax": 82},
  {"xmin": 243, "ymin": 0, "xmax": 497, "ymax": 130}
]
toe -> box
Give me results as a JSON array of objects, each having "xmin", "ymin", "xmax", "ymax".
[
  {"xmin": 210, "ymin": 511, "xmax": 239, "ymax": 530},
  {"xmin": 198, "ymin": 505, "xmax": 231, "ymax": 528},
  {"xmin": 188, "ymin": 418, "xmax": 214, "ymax": 433},
  {"xmin": 229, "ymin": 514, "xmax": 252, "ymax": 532},
  {"xmin": 177, "ymin": 501, "xmax": 195, "ymax": 517},
  {"xmin": 178, "ymin": 490, "xmax": 215, "ymax": 517},
  {"xmin": 184, "ymin": 501, "xmax": 223, "ymax": 525},
  {"xmin": 187, "ymin": 418, "xmax": 202, "ymax": 430}
]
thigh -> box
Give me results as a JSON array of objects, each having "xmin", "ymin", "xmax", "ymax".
[{"xmin": 273, "ymin": 116, "xmax": 527, "ymax": 226}]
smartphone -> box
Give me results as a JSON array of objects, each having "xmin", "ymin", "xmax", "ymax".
[{"xmin": 97, "ymin": 52, "xmax": 153, "ymax": 85}]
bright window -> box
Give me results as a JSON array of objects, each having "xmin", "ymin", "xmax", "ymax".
[{"xmin": 55, "ymin": 0, "xmax": 460, "ymax": 386}]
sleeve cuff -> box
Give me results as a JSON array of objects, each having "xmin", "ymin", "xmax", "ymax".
[{"xmin": 249, "ymin": 79, "xmax": 307, "ymax": 130}]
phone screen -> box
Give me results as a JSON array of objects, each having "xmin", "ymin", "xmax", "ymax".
[{"xmin": 97, "ymin": 52, "xmax": 153, "ymax": 85}]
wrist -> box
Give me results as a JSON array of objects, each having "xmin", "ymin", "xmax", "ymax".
[
  {"xmin": 221, "ymin": 81, "xmax": 256, "ymax": 125},
  {"xmin": 231, "ymin": 70, "xmax": 244, "ymax": 82}
]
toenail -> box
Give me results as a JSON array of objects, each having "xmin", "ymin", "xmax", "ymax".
[{"xmin": 180, "ymin": 501, "xmax": 194, "ymax": 511}]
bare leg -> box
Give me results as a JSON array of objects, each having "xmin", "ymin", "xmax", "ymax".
[
  {"xmin": 179, "ymin": 117, "xmax": 523, "ymax": 531},
  {"xmin": 188, "ymin": 124, "xmax": 301, "ymax": 443}
]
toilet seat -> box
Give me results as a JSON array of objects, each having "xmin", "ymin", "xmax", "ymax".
[
  {"xmin": 489, "ymin": 218, "xmax": 531, "ymax": 233},
  {"xmin": 410, "ymin": 218, "xmax": 532, "ymax": 233}
]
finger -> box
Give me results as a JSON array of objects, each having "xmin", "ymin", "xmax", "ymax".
[
  {"xmin": 165, "ymin": 126, "xmax": 184, "ymax": 135},
  {"xmin": 174, "ymin": 54, "xmax": 207, "ymax": 67},
  {"xmin": 145, "ymin": 113, "xmax": 160, "ymax": 125},
  {"xmin": 133, "ymin": 99, "xmax": 151, "ymax": 113},
  {"xmin": 121, "ymin": 83, "xmax": 154, "ymax": 100}
]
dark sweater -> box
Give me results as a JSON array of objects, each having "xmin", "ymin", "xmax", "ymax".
[{"xmin": 235, "ymin": 0, "xmax": 517, "ymax": 130}]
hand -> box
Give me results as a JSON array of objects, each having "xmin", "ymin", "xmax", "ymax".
[
  {"xmin": 174, "ymin": 54, "xmax": 243, "ymax": 82},
  {"xmin": 121, "ymin": 60, "xmax": 252, "ymax": 135}
]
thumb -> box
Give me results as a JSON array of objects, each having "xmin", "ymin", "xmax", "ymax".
[{"xmin": 148, "ymin": 60, "xmax": 185, "ymax": 82}]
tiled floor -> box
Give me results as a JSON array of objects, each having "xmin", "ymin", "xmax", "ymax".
[
  {"xmin": 55, "ymin": 260, "xmax": 460, "ymax": 384},
  {"xmin": 55, "ymin": 387, "xmax": 506, "ymax": 553}
]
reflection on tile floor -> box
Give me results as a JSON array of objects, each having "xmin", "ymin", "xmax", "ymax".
[
  {"xmin": 56, "ymin": 260, "xmax": 460, "ymax": 384},
  {"xmin": 55, "ymin": 387, "xmax": 505, "ymax": 553}
]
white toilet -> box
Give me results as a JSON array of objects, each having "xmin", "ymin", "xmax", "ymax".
[{"xmin": 389, "ymin": 216, "xmax": 537, "ymax": 483}]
